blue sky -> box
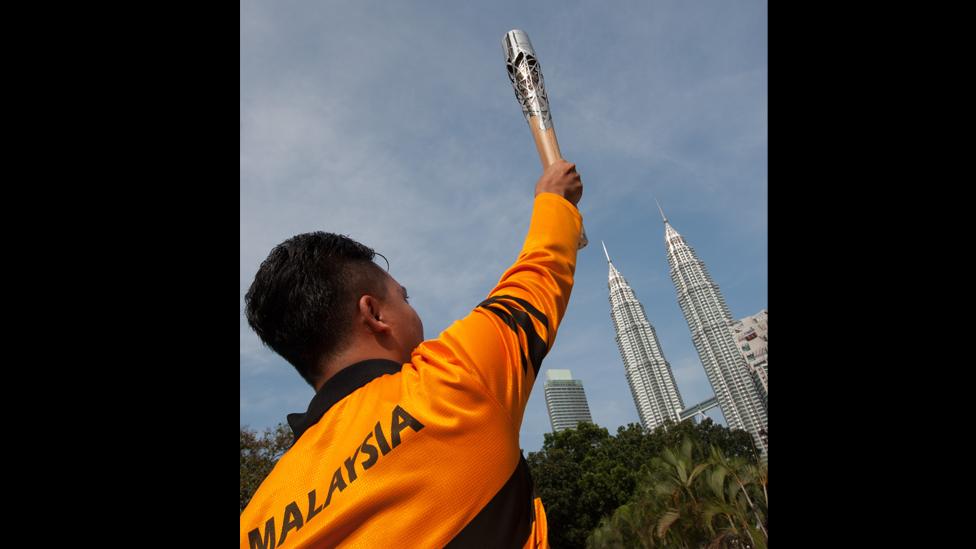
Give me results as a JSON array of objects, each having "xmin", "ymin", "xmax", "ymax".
[{"xmin": 240, "ymin": 0, "xmax": 767, "ymax": 453}]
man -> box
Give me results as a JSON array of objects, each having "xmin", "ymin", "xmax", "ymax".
[{"xmin": 241, "ymin": 159, "xmax": 583, "ymax": 548}]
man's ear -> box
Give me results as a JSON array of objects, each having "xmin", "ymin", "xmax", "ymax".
[{"xmin": 359, "ymin": 294, "xmax": 390, "ymax": 334}]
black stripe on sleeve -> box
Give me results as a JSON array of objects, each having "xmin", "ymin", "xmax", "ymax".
[
  {"xmin": 481, "ymin": 304, "xmax": 530, "ymax": 375},
  {"xmin": 482, "ymin": 295, "xmax": 549, "ymax": 330},
  {"xmin": 479, "ymin": 298, "xmax": 548, "ymax": 376}
]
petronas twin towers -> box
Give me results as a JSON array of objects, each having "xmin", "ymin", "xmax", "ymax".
[
  {"xmin": 605, "ymin": 243, "xmax": 686, "ymax": 429},
  {"xmin": 604, "ymin": 203, "xmax": 768, "ymax": 456}
]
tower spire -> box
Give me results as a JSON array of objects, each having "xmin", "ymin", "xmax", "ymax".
[
  {"xmin": 654, "ymin": 197, "xmax": 668, "ymax": 224},
  {"xmin": 602, "ymin": 240, "xmax": 611, "ymax": 263}
]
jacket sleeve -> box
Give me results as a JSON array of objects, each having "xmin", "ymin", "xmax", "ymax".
[{"xmin": 413, "ymin": 192, "xmax": 582, "ymax": 430}]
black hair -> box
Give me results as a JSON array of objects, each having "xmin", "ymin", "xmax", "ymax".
[{"xmin": 245, "ymin": 232, "xmax": 388, "ymax": 386}]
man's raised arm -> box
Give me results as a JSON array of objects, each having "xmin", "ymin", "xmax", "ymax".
[{"xmin": 413, "ymin": 159, "xmax": 583, "ymax": 429}]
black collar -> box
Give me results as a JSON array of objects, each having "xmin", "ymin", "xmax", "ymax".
[{"xmin": 287, "ymin": 359, "xmax": 404, "ymax": 442}]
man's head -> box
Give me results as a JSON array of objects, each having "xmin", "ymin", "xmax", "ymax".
[{"xmin": 245, "ymin": 232, "xmax": 423, "ymax": 388}]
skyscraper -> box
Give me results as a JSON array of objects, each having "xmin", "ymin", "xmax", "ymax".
[
  {"xmin": 730, "ymin": 309, "xmax": 768, "ymax": 410},
  {"xmin": 658, "ymin": 202, "xmax": 768, "ymax": 455},
  {"xmin": 603, "ymin": 242, "xmax": 685, "ymax": 430},
  {"xmin": 543, "ymin": 369, "xmax": 594, "ymax": 433}
]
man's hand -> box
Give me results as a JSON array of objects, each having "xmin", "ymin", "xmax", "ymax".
[{"xmin": 535, "ymin": 159, "xmax": 583, "ymax": 207}]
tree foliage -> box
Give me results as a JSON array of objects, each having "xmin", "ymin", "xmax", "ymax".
[
  {"xmin": 527, "ymin": 419, "xmax": 758, "ymax": 549},
  {"xmin": 587, "ymin": 438, "xmax": 767, "ymax": 549},
  {"xmin": 240, "ymin": 423, "xmax": 293, "ymax": 512}
]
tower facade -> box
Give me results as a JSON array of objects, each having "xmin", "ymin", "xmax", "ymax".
[
  {"xmin": 658, "ymin": 204, "xmax": 768, "ymax": 455},
  {"xmin": 543, "ymin": 369, "xmax": 594, "ymax": 433},
  {"xmin": 730, "ymin": 309, "xmax": 768, "ymax": 410},
  {"xmin": 603, "ymin": 243, "xmax": 685, "ymax": 430}
]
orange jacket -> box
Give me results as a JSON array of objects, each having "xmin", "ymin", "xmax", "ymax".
[{"xmin": 241, "ymin": 193, "xmax": 582, "ymax": 548}]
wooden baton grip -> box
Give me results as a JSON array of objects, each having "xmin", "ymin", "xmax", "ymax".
[
  {"xmin": 530, "ymin": 123, "xmax": 588, "ymax": 248},
  {"xmin": 530, "ymin": 124, "xmax": 564, "ymax": 169}
]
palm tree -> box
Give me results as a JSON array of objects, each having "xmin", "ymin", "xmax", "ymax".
[
  {"xmin": 588, "ymin": 438, "xmax": 767, "ymax": 549},
  {"xmin": 702, "ymin": 447, "xmax": 767, "ymax": 548}
]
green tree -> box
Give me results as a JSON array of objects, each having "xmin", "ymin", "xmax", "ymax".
[
  {"xmin": 587, "ymin": 437, "xmax": 767, "ymax": 549},
  {"xmin": 700, "ymin": 446, "xmax": 767, "ymax": 548},
  {"xmin": 642, "ymin": 419, "xmax": 758, "ymax": 466},
  {"xmin": 240, "ymin": 423, "xmax": 293, "ymax": 512},
  {"xmin": 528, "ymin": 419, "xmax": 759, "ymax": 549},
  {"xmin": 528, "ymin": 422, "xmax": 613, "ymax": 548}
]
